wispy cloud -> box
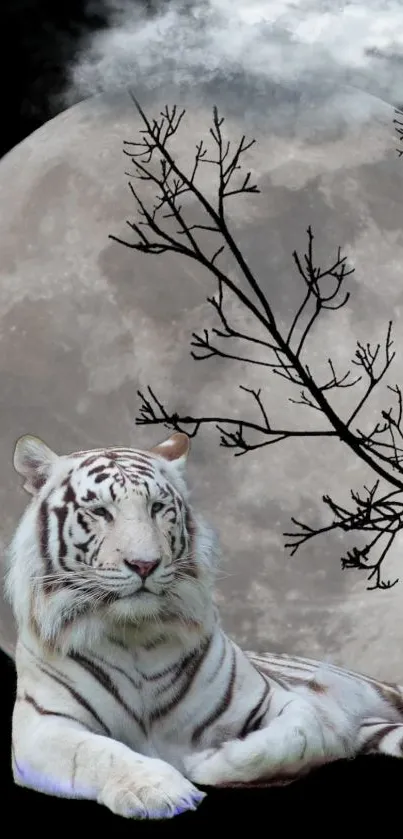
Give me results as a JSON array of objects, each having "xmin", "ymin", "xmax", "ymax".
[{"xmin": 67, "ymin": 0, "xmax": 403, "ymax": 106}]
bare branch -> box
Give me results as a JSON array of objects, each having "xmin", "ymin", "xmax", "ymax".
[
  {"xmin": 285, "ymin": 482, "xmax": 402, "ymax": 589},
  {"xmin": 136, "ymin": 386, "xmax": 337, "ymax": 456},
  {"xmin": 394, "ymin": 107, "xmax": 403, "ymax": 158}
]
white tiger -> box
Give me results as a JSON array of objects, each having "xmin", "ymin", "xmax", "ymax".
[{"xmin": 5, "ymin": 431, "xmax": 403, "ymax": 820}]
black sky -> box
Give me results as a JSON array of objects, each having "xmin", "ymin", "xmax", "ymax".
[{"xmin": 1, "ymin": 0, "xmax": 159, "ymax": 158}]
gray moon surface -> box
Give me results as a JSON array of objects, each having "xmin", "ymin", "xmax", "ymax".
[{"xmin": 1, "ymin": 79, "xmax": 403, "ymax": 678}]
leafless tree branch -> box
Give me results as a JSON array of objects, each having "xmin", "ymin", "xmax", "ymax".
[{"xmin": 394, "ymin": 107, "xmax": 403, "ymax": 158}]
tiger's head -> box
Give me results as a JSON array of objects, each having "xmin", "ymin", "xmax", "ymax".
[{"xmin": 6, "ymin": 432, "xmax": 218, "ymax": 652}]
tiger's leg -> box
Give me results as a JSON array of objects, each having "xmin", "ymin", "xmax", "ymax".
[
  {"xmin": 357, "ymin": 719, "xmax": 403, "ymax": 757},
  {"xmin": 12, "ymin": 704, "xmax": 205, "ymax": 819},
  {"xmin": 184, "ymin": 697, "xmax": 352, "ymax": 786}
]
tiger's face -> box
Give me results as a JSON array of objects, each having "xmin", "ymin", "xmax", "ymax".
[{"xmin": 8, "ymin": 432, "xmax": 216, "ymax": 645}]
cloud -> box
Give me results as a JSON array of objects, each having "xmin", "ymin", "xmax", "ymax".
[{"xmin": 66, "ymin": 0, "xmax": 403, "ymax": 106}]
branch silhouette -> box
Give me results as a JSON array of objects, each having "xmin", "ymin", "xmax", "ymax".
[
  {"xmin": 394, "ymin": 106, "xmax": 403, "ymax": 158},
  {"xmin": 110, "ymin": 96, "xmax": 403, "ymax": 591}
]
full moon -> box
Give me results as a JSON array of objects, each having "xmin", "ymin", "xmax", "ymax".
[{"xmin": 1, "ymin": 79, "xmax": 403, "ymax": 679}]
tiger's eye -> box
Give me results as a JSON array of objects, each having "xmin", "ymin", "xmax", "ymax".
[
  {"xmin": 92, "ymin": 507, "xmax": 113, "ymax": 522},
  {"xmin": 151, "ymin": 502, "xmax": 164, "ymax": 516}
]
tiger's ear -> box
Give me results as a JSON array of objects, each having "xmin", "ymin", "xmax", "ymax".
[
  {"xmin": 13, "ymin": 435, "xmax": 59, "ymax": 495},
  {"xmin": 150, "ymin": 432, "xmax": 190, "ymax": 471}
]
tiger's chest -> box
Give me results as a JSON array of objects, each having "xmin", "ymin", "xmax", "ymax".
[{"xmin": 54, "ymin": 640, "xmax": 239, "ymax": 765}]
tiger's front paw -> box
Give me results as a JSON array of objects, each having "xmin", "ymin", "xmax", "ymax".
[
  {"xmin": 184, "ymin": 738, "xmax": 273, "ymax": 787},
  {"xmin": 99, "ymin": 757, "xmax": 206, "ymax": 819},
  {"xmin": 184, "ymin": 745, "xmax": 243, "ymax": 787}
]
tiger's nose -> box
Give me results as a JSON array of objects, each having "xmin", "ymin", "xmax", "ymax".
[{"xmin": 123, "ymin": 558, "xmax": 161, "ymax": 579}]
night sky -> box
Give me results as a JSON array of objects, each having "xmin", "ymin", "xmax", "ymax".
[{"xmin": 1, "ymin": 0, "xmax": 155, "ymax": 158}]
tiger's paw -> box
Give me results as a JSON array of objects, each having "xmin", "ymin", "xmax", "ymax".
[
  {"xmin": 184, "ymin": 740, "xmax": 271, "ymax": 787},
  {"xmin": 99, "ymin": 758, "xmax": 206, "ymax": 819},
  {"xmin": 184, "ymin": 745, "xmax": 242, "ymax": 786}
]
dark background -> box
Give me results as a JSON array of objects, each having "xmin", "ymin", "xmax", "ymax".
[
  {"xmin": 1, "ymin": 0, "xmax": 109, "ymax": 158},
  {"xmin": 1, "ymin": 0, "xmax": 403, "ymax": 827}
]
